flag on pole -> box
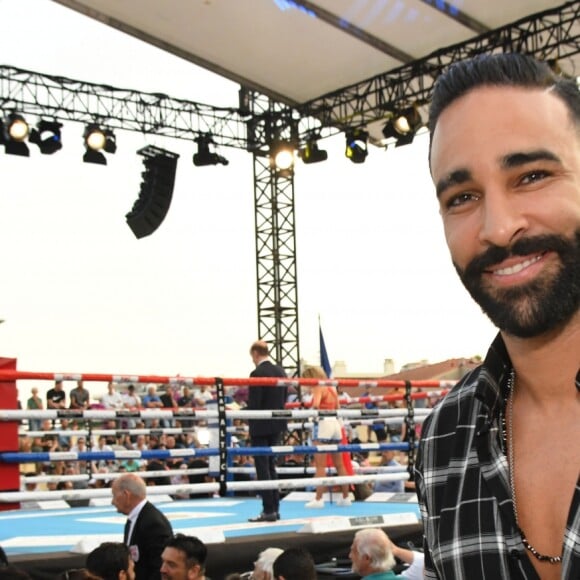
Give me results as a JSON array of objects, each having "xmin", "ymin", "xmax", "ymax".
[{"xmin": 319, "ymin": 320, "xmax": 332, "ymax": 378}]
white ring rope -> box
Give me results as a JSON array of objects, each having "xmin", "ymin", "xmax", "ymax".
[
  {"xmin": 1, "ymin": 408, "xmax": 430, "ymax": 421},
  {"xmin": 0, "ymin": 472, "xmax": 409, "ymax": 503},
  {"xmin": 18, "ymin": 416, "xmax": 424, "ymax": 439},
  {"xmin": 21, "ymin": 468, "xmax": 211, "ymax": 485},
  {"xmin": 21, "ymin": 464, "xmax": 407, "ymax": 485}
]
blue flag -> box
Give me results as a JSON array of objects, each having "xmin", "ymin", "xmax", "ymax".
[{"xmin": 319, "ymin": 322, "xmax": 332, "ymax": 378}]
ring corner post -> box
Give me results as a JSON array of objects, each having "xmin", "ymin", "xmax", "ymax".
[{"xmin": 0, "ymin": 357, "xmax": 20, "ymax": 511}]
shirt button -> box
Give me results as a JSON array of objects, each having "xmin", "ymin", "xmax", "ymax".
[{"xmin": 509, "ymin": 549, "xmax": 520, "ymax": 559}]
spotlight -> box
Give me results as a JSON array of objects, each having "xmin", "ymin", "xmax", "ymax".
[
  {"xmin": 7, "ymin": 114, "xmax": 29, "ymax": 141},
  {"xmin": 345, "ymin": 129, "xmax": 368, "ymax": 164},
  {"xmin": 269, "ymin": 141, "xmax": 295, "ymax": 173},
  {"xmin": 29, "ymin": 120, "xmax": 63, "ymax": 154},
  {"xmin": 1, "ymin": 113, "xmax": 30, "ymax": 156},
  {"xmin": 393, "ymin": 106, "xmax": 422, "ymax": 136},
  {"xmin": 193, "ymin": 133, "xmax": 228, "ymax": 166},
  {"xmin": 83, "ymin": 124, "xmax": 117, "ymax": 165},
  {"xmin": 382, "ymin": 106, "xmax": 423, "ymax": 148},
  {"xmin": 299, "ymin": 139, "xmax": 327, "ymax": 164}
]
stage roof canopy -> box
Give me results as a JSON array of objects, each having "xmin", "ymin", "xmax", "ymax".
[{"xmin": 53, "ymin": 0, "xmax": 569, "ymax": 107}]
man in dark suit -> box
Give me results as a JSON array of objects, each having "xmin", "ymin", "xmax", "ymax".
[
  {"xmin": 247, "ymin": 340, "xmax": 288, "ymax": 522},
  {"xmin": 111, "ymin": 473, "xmax": 173, "ymax": 580}
]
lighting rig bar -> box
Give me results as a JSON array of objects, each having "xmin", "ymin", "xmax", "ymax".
[
  {"xmin": 0, "ymin": 66, "xmax": 248, "ymax": 149},
  {"xmin": 297, "ymin": 0, "xmax": 580, "ymax": 137},
  {"xmin": 0, "ymin": 2, "xmax": 578, "ymax": 150}
]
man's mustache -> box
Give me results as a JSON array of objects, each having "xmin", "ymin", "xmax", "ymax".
[{"xmin": 463, "ymin": 234, "xmax": 570, "ymax": 278}]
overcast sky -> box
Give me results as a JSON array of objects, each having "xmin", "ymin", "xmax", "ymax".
[{"xmin": 0, "ymin": 0, "xmax": 497, "ymax": 399}]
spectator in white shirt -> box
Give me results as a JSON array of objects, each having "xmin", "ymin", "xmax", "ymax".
[{"xmin": 101, "ymin": 382, "xmax": 125, "ymax": 410}]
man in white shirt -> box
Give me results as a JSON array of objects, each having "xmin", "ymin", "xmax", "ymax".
[{"xmin": 102, "ymin": 382, "xmax": 125, "ymax": 410}]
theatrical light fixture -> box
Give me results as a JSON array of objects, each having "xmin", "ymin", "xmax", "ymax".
[
  {"xmin": 83, "ymin": 124, "xmax": 117, "ymax": 165},
  {"xmin": 394, "ymin": 106, "xmax": 422, "ymax": 135},
  {"xmin": 1, "ymin": 113, "xmax": 30, "ymax": 156},
  {"xmin": 269, "ymin": 141, "xmax": 295, "ymax": 172},
  {"xmin": 29, "ymin": 120, "xmax": 63, "ymax": 154},
  {"xmin": 193, "ymin": 133, "xmax": 229, "ymax": 166},
  {"xmin": 345, "ymin": 129, "xmax": 368, "ymax": 164},
  {"xmin": 299, "ymin": 139, "xmax": 328, "ymax": 164},
  {"xmin": 7, "ymin": 114, "xmax": 29, "ymax": 141},
  {"xmin": 382, "ymin": 105, "xmax": 424, "ymax": 147}
]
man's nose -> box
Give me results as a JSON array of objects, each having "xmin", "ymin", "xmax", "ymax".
[{"xmin": 478, "ymin": 189, "xmax": 528, "ymax": 248}]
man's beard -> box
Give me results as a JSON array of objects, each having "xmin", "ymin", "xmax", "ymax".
[{"xmin": 454, "ymin": 230, "xmax": 580, "ymax": 338}]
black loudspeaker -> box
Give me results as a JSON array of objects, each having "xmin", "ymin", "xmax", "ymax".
[{"xmin": 126, "ymin": 145, "xmax": 180, "ymax": 239}]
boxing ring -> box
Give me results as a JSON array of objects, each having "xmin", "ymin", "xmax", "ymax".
[{"xmin": 0, "ymin": 361, "xmax": 451, "ymax": 578}]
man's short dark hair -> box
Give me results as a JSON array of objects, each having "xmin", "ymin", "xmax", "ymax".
[
  {"xmin": 165, "ymin": 534, "xmax": 207, "ymax": 571},
  {"xmin": 86, "ymin": 542, "xmax": 130, "ymax": 579},
  {"xmin": 273, "ymin": 547, "xmax": 316, "ymax": 580},
  {"xmin": 250, "ymin": 340, "xmax": 269, "ymax": 357},
  {"xmin": 429, "ymin": 52, "xmax": 580, "ymax": 143}
]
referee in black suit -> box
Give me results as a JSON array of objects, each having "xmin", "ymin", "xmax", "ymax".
[
  {"xmin": 247, "ymin": 340, "xmax": 288, "ymax": 522},
  {"xmin": 112, "ymin": 473, "xmax": 173, "ymax": 580}
]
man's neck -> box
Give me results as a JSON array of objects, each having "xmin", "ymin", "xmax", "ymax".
[{"xmin": 503, "ymin": 310, "xmax": 580, "ymax": 403}]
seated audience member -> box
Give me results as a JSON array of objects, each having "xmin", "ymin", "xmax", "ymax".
[
  {"xmin": 350, "ymin": 528, "xmax": 423, "ymax": 578},
  {"xmin": 142, "ymin": 385, "xmax": 163, "ymax": 409},
  {"xmin": 250, "ymin": 547, "xmax": 283, "ymax": 580},
  {"xmin": 177, "ymin": 387, "xmax": 194, "ymax": 428},
  {"xmin": 192, "ymin": 385, "xmax": 214, "ymax": 407},
  {"xmin": 389, "ymin": 541, "xmax": 424, "ymax": 580},
  {"xmin": 160, "ymin": 534, "xmax": 208, "ymax": 580},
  {"xmin": 273, "ymin": 547, "xmax": 316, "ymax": 580},
  {"xmin": 70, "ymin": 380, "xmax": 90, "ymax": 410},
  {"xmin": 86, "ymin": 542, "xmax": 135, "ymax": 580},
  {"xmin": 26, "ymin": 386, "xmax": 43, "ymax": 432},
  {"xmin": 46, "ymin": 379, "xmax": 66, "ymax": 410},
  {"xmin": 373, "ymin": 447, "xmax": 404, "ymax": 494},
  {"xmin": 102, "ymin": 383, "xmax": 125, "ymax": 410}
]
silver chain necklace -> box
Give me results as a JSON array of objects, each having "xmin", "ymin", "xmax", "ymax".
[{"xmin": 504, "ymin": 369, "xmax": 563, "ymax": 565}]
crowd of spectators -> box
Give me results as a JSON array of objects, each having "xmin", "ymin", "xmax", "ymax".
[
  {"xmin": 16, "ymin": 377, "xmax": 432, "ymax": 499},
  {"xmin": 2, "ymin": 528, "xmax": 423, "ymax": 579}
]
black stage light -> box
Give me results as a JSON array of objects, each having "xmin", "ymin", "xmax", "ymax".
[
  {"xmin": 299, "ymin": 139, "xmax": 327, "ymax": 164},
  {"xmin": 29, "ymin": 120, "xmax": 63, "ymax": 154},
  {"xmin": 345, "ymin": 129, "xmax": 368, "ymax": 164},
  {"xmin": 193, "ymin": 134, "xmax": 228, "ymax": 166},
  {"xmin": 126, "ymin": 145, "xmax": 180, "ymax": 239},
  {"xmin": 393, "ymin": 106, "xmax": 422, "ymax": 136},
  {"xmin": 382, "ymin": 105, "xmax": 423, "ymax": 148},
  {"xmin": 83, "ymin": 124, "xmax": 117, "ymax": 165},
  {"xmin": 1, "ymin": 113, "xmax": 30, "ymax": 156}
]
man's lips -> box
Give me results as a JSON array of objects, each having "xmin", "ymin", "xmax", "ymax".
[{"xmin": 486, "ymin": 253, "xmax": 544, "ymax": 277}]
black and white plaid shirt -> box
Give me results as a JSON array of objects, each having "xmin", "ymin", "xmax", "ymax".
[{"xmin": 415, "ymin": 334, "xmax": 580, "ymax": 579}]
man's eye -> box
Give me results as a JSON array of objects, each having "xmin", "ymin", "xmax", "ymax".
[
  {"xmin": 520, "ymin": 170, "xmax": 549, "ymax": 185},
  {"xmin": 445, "ymin": 192, "xmax": 476, "ymax": 209}
]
